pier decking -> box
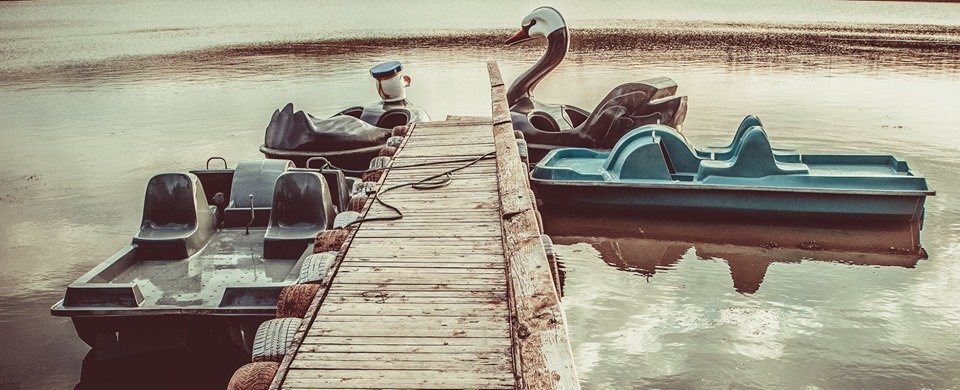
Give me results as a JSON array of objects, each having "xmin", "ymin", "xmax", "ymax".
[{"xmin": 269, "ymin": 62, "xmax": 577, "ymax": 389}]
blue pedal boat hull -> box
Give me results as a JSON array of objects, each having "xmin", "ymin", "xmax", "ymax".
[
  {"xmin": 531, "ymin": 179, "xmax": 928, "ymax": 223},
  {"xmin": 530, "ymin": 124, "xmax": 934, "ymax": 224}
]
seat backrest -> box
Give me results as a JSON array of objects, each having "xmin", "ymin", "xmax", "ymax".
[
  {"xmin": 142, "ymin": 173, "xmax": 202, "ymax": 229},
  {"xmin": 723, "ymin": 127, "xmax": 804, "ymax": 178},
  {"xmin": 321, "ymin": 169, "xmax": 349, "ymax": 213},
  {"xmin": 375, "ymin": 108, "xmax": 411, "ymax": 129},
  {"xmin": 269, "ymin": 171, "xmax": 335, "ymax": 229},
  {"xmin": 721, "ymin": 115, "xmax": 764, "ymax": 155},
  {"xmin": 604, "ymin": 125, "xmax": 699, "ymax": 173},
  {"xmin": 228, "ymin": 159, "xmax": 293, "ymax": 209}
]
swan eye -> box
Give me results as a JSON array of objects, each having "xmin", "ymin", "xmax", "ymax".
[{"xmin": 524, "ymin": 19, "xmax": 537, "ymax": 29}]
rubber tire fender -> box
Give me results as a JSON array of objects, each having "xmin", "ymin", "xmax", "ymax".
[
  {"xmin": 297, "ymin": 251, "xmax": 337, "ymax": 284},
  {"xmin": 276, "ymin": 283, "xmax": 322, "ymax": 318},
  {"xmin": 227, "ymin": 361, "xmax": 279, "ymax": 390},
  {"xmin": 251, "ymin": 318, "xmax": 300, "ymax": 363}
]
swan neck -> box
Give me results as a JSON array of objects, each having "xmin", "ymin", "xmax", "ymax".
[{"xmin": 507, "ymin": 28, "xmax": 568, "ymax": 107}]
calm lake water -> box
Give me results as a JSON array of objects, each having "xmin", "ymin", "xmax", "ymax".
[{"xmin": 1, "ymin": 0, "xmax": 959, "ymax": 388}]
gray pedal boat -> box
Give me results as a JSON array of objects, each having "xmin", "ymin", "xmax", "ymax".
[
  {"xmin": 530, "ymin": 122, "xmax": 934, "ymax": 223},
  {"xmin": 51, "ymin": 158, "xmax": 355, "ymax": 353}
]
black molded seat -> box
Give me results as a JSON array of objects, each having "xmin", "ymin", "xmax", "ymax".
[
  {"xmin": 375, "ymin": 109, "xmax": 411, "ymax": 129},
  {"xmin": 223, "ymin": 159, "xmax": 293, "ymax": 227},
  {"xmin": 697, "ymin": 127, "xmax": 809, "ymax": 180},
  {"xmin": 134, "ymin": 173, "xmax": 216, "ymax": 259},
  {"xmin": 263, "ymin": 171, "xmax": 336, "ymax": 259},
  {"xmin": 289, "ymin": 168, "xmax": 351, "ymax": 213}
]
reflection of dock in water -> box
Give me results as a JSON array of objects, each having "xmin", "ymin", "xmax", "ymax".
[{"xmin": 545, "ymin": 211, "xmax": 924, "ymax": 294}]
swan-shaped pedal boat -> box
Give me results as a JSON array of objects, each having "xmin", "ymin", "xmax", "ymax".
[
  {"xmin": 506, "ymin": 7, "xmax": 688, "ymax": 163},
  {"xmin": 530, "ymin": 121, "xmax": 934, "ymax": 223},
  {"xmin": 260, "ymin": 61, "xmax": 429, "ymax": 170}
]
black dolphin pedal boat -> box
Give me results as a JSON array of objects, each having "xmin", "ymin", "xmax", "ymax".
[
  {"xmin": 51, "ymin": 158, "xmax": 355, "ymax": 354},
  {"xmin": 260, "ymin": 61, "xmax": 429, "ymax": 170}
]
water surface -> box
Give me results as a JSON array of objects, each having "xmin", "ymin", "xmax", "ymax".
[{"xmin": 1, "ymin": 1, "xmax": 959, "ymax": 388}]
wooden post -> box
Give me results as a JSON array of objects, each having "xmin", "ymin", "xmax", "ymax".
[{"xmin": 488, "ymin": 60, "xmax": 581, "ymax": 390}]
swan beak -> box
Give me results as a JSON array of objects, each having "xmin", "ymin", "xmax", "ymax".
[{"xmin": 504, "ymin": 29, "xmax": 532, "ymax": 45}]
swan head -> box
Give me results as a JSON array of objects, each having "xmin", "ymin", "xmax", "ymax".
[{"xmin": 505, "ymin": 6, "xmax": 566, "ymax": 45}]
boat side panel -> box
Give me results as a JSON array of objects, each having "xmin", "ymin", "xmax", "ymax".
[{"xmin": 533, "ymin": 181, "xmax": 926, "ymax": 223}]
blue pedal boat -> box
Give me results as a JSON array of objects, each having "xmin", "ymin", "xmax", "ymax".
[{"xmin": 530, "ymin": 121, "xmax": 934, "ymax": 223}]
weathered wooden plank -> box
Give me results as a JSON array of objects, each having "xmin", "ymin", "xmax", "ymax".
[
  {"xmin": 292, "ymin": 351, "xmax": 506, "ymax": 363},
  {"xmin": 488, "ymin": 60, "xmax": 579, "ymax": 390},
  {"xmin": 290, "ymin": 358, "xmax": 511, "ymax": 372},
  {"xmin": 307, "ymin": 325, "xmax": 509, "ymax": 339},
  {"xmin": 326, "ymin": 283, "xmax": 507, "ymax": 292},
  {"xmin": 290, "ymin": 356, "xmax": 512, "ymax": 373},
  {"xmin": 324, "ymin": 296, "xmax": 507, "ymax": 306},
  {"xmin": 316, "ymin": 303, "xmax": 506, "ymax": 317},
  {"xmin": 337, "ymin": 266, "xmax": 504, "ymax": 274},
  {"xmin": 331, "ymin": 276, "xmax": 506, "ymax": 286},
  {"xmin": 283, "ymin": 371, "xmax": 514, "ymax": 389},
  {"xmin": 296, "ymin": 336, "xmax": 510, "ymax": 347},
  {"xmin": 296, "ymin": 343, "xmax": 511, "ymax": 354},
  {"xmin": 306, "ymin": 315, "xmax": 508, "ymax": 327}
]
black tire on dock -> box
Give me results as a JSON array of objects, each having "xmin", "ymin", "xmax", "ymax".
[
  {"xmin": 297, "ymin": 251, "xmax": 337, "ymax": 284},
  {"xmin": 379, "ymin": 146, "xmax": 398, "ymax": 157},
  {"xmin": 347, "ymin": 194, "xmax": 368, "ymax": 212},
  {"xmin": 334, "ymin": 211, "xmax": 361, "ymax": 229},
  {"xmin": 314, "ymin": 229, "xmax": 350, "ymax": 253},
  {"xmin": 392, "ymin": 125, "xmax": 410, "ymax": 137},
  {"xmin": 251, "ymin": 318, "xmax": 300, "ymax": 363},
  {"xmin": 276, "ymin": 283, "xmax": 322, "ymax": 318},
  {"xmin": 227, "ymin": 362, "xmax": 279, "ymax": 390}
]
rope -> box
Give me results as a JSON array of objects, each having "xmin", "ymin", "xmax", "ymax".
[{"xmin": 340, "ymin": 151, "xmax": 497, "ymax": 228}]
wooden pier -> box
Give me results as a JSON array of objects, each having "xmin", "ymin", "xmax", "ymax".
[{"xmin": 268, "ymin": 62, "xmax": 578, "ymax": 389}]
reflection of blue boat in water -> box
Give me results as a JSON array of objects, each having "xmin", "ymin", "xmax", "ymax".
[
  {"xmin": 545, "ymin": 215, "xmax": 926, "ymax": 294},
  {"xmin": 531, "ymin": 117, "xmax": 935, "ymax": 223}
]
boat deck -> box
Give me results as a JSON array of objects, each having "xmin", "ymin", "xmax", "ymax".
[{"xmin": 268, "ymin": 62, "xmax": 579, "ymax": 389}]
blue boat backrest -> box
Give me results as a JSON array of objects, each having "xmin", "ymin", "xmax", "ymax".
[
  {"xmin": 696, "ymin": 127, "xmax": 810, "ymax": 180},
  {"xmin": 717, "ymin": 115, "xmax": 763, "ymax": 153},
  {"xmin": 607, "ymin": 137, "xmax": 672, "ymax": 180},
  {"xmin": 604, "ymin": 125, "xmax": 700, "ymax": 175}
]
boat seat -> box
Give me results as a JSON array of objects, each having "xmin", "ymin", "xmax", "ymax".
[
  {"xmin": 375, "ymin": 108, "xmax": 411, "ymax": 129},
  {"xmin": 263, "ymin": 171, "xmax": 336, "ymax": 259},
  {"xmin": 607, "ymin": 137, "xmax": 672, "ymax": 181},
  {"xmin": 697, "ymin": 115, "xmax": 800, "ymax": 162},
  {"xmin": 290, "ymin": 168, "xmax": 351, "ymax": 213},
  {"xmin": 696, "ymin": 127, "xmax": 809, "ymax": 180},
  {"xmin": 529, "ymin": 111, "xmax": 562, "ymax": 133},
  {"xmin": 605, "ymin": 125, "xmax": 700, "ymax": 174},
  {"xmin": 223, "ymin": 159, "xmax": 294, "ymax": 227},
  {"xmin": 134, "ymin": 173, "xmax": 216, "ymax": 259}
]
